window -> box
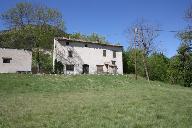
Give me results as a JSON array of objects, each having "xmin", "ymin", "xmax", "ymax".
[
  {"xmin": 85, "ymin": 44, "xmax": 88, "ymax": 47},
  {"xmin": 3, "ymin": 58, "xmax": 12, "ymax": 63},
  {"xmin": 68, "ymin": 51, "xmax": 73, "ymax": 57},
  {"xmin": 66, "ymin": 65, "xmax": 74, "ymax": 71},
  {"xmin": 103, "ymin": 50, "xmax": 106, "ymax": 57},
  {"xmin": 113, "ymin": 51, "xmax": 116, "ymax": 58},
  {"xmin": 112, "ymin": 61, "xmax": 116, "ymax": 65},
  {"xmin": 66, "ymin": 42, "xmax": 69, "ymax": 45}
]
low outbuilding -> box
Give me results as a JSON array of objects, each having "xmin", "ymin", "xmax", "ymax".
[{"xmin": 0, "ymin": 48, "xmax": 32, "ymax": 73}]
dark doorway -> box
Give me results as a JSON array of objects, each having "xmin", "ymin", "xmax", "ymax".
[
  {"xmin": 97, "ymin": 65, "xmax": 104, "ymax": 74},
  {"xmin": 83, "ymin": 64, "xmax": 89, "ymax": 74},
  {"xmin": 111, "ymin": 66, "xmax": 117, "ymax": 74}
]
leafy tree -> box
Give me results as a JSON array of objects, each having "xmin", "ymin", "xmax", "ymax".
[
  {"xmin": 172, "ymin": 5, "xmax": 192, "ymax": 87},
  {"xmin": 32, "ymin": 51, "xmax": 53, "ymax": 73},
  {"xmin": 148, "ymin": 53, "xmax": 169, "ymax": 81},
  {"xmin": 178, "ymin": 4, "xmax": 192, "ymax": 48},
  {"xmin": 179, "ymin": 30, "xmax": 192, "ymax": 44},
  {"xmin": 167, "ymin": 56, "xmax": 182, "ymax": 85},
  {"xmin": 185, "ymin": 4, "xmax": 192, "ymax": 23},
  {"xmin": 177, "ymin": 43, "xmax": 192, "ymax": 87},
  {"xmin": 168, "ymin": 43, "xmax": 192, "ymax": 87},
  {"xmin": 87, "ymin": 33, "xmax": 109, "ymax": 44},
  {"xmin": 123, "ymin": 48, "xmax": 145, "ymax": 76},
  {"xmin": 123, "ymin": 50, "xmax": 134, "ymax": 74},
  {"xmin": 1, "ymin": 2, "xmax": 34, "ymax": 28},
  {"xmin": 1, "ymin": 2, "xmax": 64, "ymax": 30}
]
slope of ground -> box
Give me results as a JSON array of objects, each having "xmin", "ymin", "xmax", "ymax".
[{"xmin": 0, "ymin": 74, "xmax": 192, "ymax": 128}]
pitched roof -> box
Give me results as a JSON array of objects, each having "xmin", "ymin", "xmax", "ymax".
[{"xmin": 54, "ymin": 37, "xmax": 123, "ymax": 48}]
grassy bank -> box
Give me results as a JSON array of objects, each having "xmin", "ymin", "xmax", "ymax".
[{"xmin": 0, "ymin": 74, "xmax": 192, "ymax": 128}]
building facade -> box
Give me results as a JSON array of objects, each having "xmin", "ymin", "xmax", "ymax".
[
  {"xmin": 0, "ymin": 48, "xmax": 32, "ymax": 73},
  {"xmin": 53, "ymin": 37, "xmax": 123, "ymax": 74}
]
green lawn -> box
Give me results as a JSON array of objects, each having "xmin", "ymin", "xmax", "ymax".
[{"xmin": 0, "ymin": 74, "xmax": 192, "ymax": 128}]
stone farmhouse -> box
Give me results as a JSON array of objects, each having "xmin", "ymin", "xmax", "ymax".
[
  {"xmin": 0, "ymin": 48, "xmax": 32, "ymax": 73},
  {"xmin": 53, "ymin": 37, "xmax": 123, "ymax": 75}
]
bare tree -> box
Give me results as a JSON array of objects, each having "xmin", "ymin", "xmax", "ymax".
[
  {"xmin": 126, "ymin": 19, "xmax": 159, "ymax": 82},
  {"xmin": 185, "ymin": 5, "xmax": 192, "ymax": 22},
  {"xmin": 180, "ymin": 5, "xmax": 192, "ymax": 44}
]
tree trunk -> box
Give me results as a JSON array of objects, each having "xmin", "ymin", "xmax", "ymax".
[
  {"xmin": 36, "ymin": 48, "xmax": 40, "ymax": 73},
  {"xmin": 134, "ymin": 28, "xmax": 138, "ymax": 80},
  {"xmin": 139, "ymin": 29, "xmax": 150, "ymax": 83},
  {"xmin": 142, "ymin": 52, "xmax": 150, "ymax": 82}
]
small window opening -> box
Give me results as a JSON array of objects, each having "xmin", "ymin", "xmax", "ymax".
[
  {"xmin": 103, "ymin": 50, "xmax": 106, "ymax": 57},
  {"xmin": 66, "ymin": 65, "xmax": 74, "ymax": 71},
  {"xmin": 66, "ymin": 42, "xmax": 69, "ymax": 45},
  {"xmin": 68, "ymin": 51, "xmax": 73, "ymax": 57},
  {"xmin": 3, "ymin": 58, "xmax": 12, "ymax": 63},
  {"xmin": 113, "ymin": 51, "xmax": 116, "ymax": 58},
  {"xmin": 112, "ymin": 61, "xmax": 116, "ymax": 65}
]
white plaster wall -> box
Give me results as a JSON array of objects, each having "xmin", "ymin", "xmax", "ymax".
[
  {"xmin": 53, "ymin": 39, "xmax": 123, "ymax": 74},
  {"xmin": 0, "ymin": 48, "xmax": 32, "ymax": 73}
]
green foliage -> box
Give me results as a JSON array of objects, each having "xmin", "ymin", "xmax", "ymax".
[
  {"xmin": 168, "ymin": 3, "xmax": 192, "ymax": 87},
  {"xmin": 168, "ymin": 43, "xmax": 192, "ymax": 87},
  {"xmin": 69, "ymin": 32, "xmax": 87, "ymax": 40},
  {"xmin": 179, "ymin": 31, "xmax": 192, "ymax": 43},
  {"xmin": 0, "ymin": 25, "xmax": 66, "ymax": 49},
  {"xmin": 123, "ymin": 45, "xmax": 192, "ymax": 87},
  {"xmin": 123, "ymin": 51, "xmax": 133, "ymax": 74},
  {"xmin": 32, "ymin": 51, "xmax": 53, "ymax": 73},
  {"xmin": 39, "ymin": 52, "xmax": 53, "ymax": 73},
  {"xmin": 123, "ymin": 49, "xmax": 170, "ymax": 82},
  {"xmin": 148, "ymin": 53, "xmax": 169, "ymax": 82},
  {"xmin": 0, "ymin": 2, "xmax": 66, "ymax": 49},
  {"xmin": 177, "ymin": 43, "xmax": 192, "ymax": 87},
  {"xmin": 123, "ymin": 48, "xmax": 145, "ymax": 76},
  {"xmin": 0, "ymin": 28, "xmax": 35, "ymax": 49},
  {"xmin": 167, "ymin": 56, "xmax": 182, "ymax": 84},
  {"xmin": 1, "ymin": 2, "xmax": 33, "ymax": 28},
  {"xmin": 87, "ymin": 33, "xmax": 109, "ymax": 44}
]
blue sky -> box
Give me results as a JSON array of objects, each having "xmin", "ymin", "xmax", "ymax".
[{"xmin": 0, "ymin": 0, "xmax": 191, "ymax": 57}]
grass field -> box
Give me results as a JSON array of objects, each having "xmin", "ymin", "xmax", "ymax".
[{"xmin": 0, "ymin": 74, "xmax": 192, "ymax": 128}]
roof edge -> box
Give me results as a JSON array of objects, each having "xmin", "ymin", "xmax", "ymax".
[
  {"xmin": 54, "ymin": 37, "xmax": 123, "ymax": 48},
  {"xmin": 0, "ymin": 47, "xmax": 32, "ymax": 52}
]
